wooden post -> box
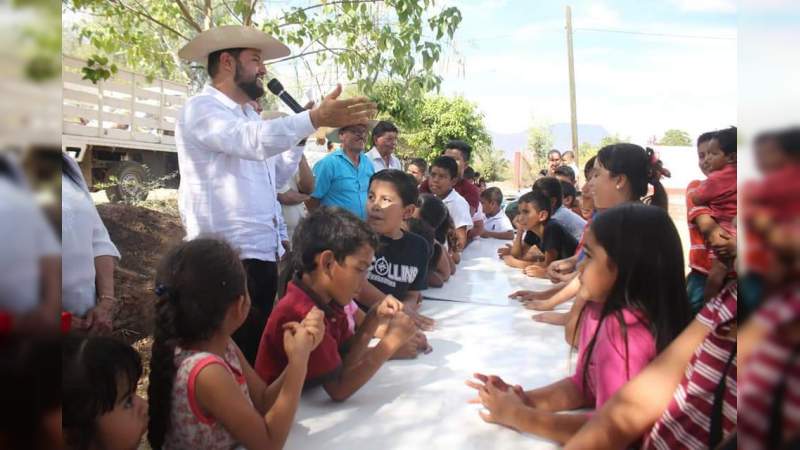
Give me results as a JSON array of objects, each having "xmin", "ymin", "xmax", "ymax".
[{"xmin": 566, "ymin": 5, "xmax": 579, "ymax": 165}]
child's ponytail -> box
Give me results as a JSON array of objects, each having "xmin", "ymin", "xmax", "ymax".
[
  {"xmin": 644, "ymin": 147, "xmax": 669, "ymax": 210},
  {"xmin": 147, "ymin": 288, "xmax": 179, "ymax": 450}
]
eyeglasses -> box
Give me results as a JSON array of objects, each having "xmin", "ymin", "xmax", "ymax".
[{"xmin": 342, "ymin": 127, "xmax": 368, "ymax": 136}]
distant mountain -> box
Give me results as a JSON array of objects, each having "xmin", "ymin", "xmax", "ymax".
[{"xmin": 490, "ymin": 123, "xmax": 610, "ymax": 161}]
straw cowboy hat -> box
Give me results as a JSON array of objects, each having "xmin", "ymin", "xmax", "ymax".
[
  {"xmin": 178, "ymin": 25, "xmax": 290, "ymax": 64},
  {"xmin": 325, "ymin": 120, "xmax": 379, "ymax": 144}
]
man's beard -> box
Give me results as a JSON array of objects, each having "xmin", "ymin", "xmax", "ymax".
[{"xmin": 234, "ymin": 61, "xmax": 264, "ymax": 100}]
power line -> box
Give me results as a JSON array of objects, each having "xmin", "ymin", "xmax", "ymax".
[{"xmin": 573, "ymin": 27, "xmax": 736, "ymax": 41}]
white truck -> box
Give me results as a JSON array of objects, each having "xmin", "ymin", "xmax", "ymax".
[{"xmin": 61, "ymin": 55, "xmax": 189, "ymax": 202}]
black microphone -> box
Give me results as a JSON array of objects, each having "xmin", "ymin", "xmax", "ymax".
[{"xmin": 266, "ymin": 78, "xmax": 306, "ymax": 113}]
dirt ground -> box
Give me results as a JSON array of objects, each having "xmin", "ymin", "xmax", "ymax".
[{"xmin": 96, "ymin": 196, "xmax": 184, "ymax": 425}]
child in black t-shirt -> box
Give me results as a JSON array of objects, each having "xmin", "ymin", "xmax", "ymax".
[
  {"xmin": 500, "ymin": 189, "xmax": 577, "ymax": 277},
  {"xmin": 358, "ymin": 170, "xmax": 436, "ymax": 337}
]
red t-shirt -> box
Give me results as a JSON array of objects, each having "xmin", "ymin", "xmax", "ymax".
[
  {"xmin": 691, "ymin": 164, "xmax": 737, "ymax": 234},
  {"xmin": 686, "ymin": 180, "xmax": 713, "ymax": 274},
  {"xmin": 420, "ymin": 177, "xmax": 481, "ymax": 214},
  {"xmin": 254, "ymin": 279, "xmax": 353, "ymax": 384}
]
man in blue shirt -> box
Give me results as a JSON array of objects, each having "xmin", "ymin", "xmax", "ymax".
[{"xmin": 308, "ymin": 122, "xmax": 375, "ymax": 220}]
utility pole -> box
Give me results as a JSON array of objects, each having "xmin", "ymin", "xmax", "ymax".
[{"xmin": 565, "ymin": 5, "xmax": 579, "ymax": 165}]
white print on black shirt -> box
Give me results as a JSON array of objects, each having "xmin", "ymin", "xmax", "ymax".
[{"xmin": 368, "ymin": 256, "xmax": 419, "ymax": 288}]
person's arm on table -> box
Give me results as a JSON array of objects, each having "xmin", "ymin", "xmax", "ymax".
[
  {"xmin": 482, "ymin": 229, "xmax": 515, "ymax": 240},
  {"xmin": 524, "ymin": 275, "xmax": 579, "ymax": 311},
  {"xmin": 323, "ymin": 299, "xmax": 415, "ymax": 401},
  {"xmin": 467, "ymin": 219, "xmax": 485, "ymax": 242},
  {"xmin": 467, "ymin": 376, "xmax": 591, "ymax": 444},
  {"xmin": 565, "ymin": 318, "xmax": 711, "ymax": 449}
]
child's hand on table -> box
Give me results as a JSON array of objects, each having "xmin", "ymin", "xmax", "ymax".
[
  {"xmin": 469, "ymin": 378, "xmax": 528, "ymax": 429},
  {"xmin": 300, "ymin": 307, "xmax": 325, "ymax": 350},
  {"xmin": 466, "ymin": 372, "xmax": 528, "ymax": 405},
  {"xmin": 497, "ymin": 243, "xmax": 512, "ymax": 259},
  {"xmin": 282, "ymin": 321, "xmax": 316, "ymax": 361},
  {"xmin": 376, "ymin": 295, "xmax": 404, "ymax": 323},
  {"xmin": 384, "ymin": 312, "xmax": 417, "ymax": 349}
]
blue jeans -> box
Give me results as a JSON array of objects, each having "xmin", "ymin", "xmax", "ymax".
[{"xmin": 687, "ymin": 270, "xmax": 708, "ymax": 315}]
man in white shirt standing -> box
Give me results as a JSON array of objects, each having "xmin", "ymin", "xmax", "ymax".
[
  {"xmin": 176, "ymin": 25, "xmax": 376, "ymax": 362},
  {"xmin": 366, "ymin": 120, "xmax": 402, "ymax": 172}
]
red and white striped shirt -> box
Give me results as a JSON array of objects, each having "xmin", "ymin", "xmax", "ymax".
[
  {"xmin": 739, "ymin": 285, "xmax": 800, "ymax": 449},
  {"xmin": 642, "ymin": 282, "xmax": 737, "ymax": 449}
]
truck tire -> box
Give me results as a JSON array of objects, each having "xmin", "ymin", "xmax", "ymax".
[{"xmin": 106, "ymin": 161, "xmax": 150, "ymax": 203}]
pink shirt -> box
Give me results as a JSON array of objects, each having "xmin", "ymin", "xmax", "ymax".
[{"xmin": 570, "ymin": 302, "xmax": 656, "ymax": 408}]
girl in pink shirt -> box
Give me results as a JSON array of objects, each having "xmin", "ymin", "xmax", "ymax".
[{"xmin": 467, "ymin": 203, "xmax": 692, "ymax": 444}]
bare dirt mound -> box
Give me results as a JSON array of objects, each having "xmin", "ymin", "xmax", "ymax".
[{"xmin": 97, "ymin": 200, "xmax": 184, "ymax": 344}]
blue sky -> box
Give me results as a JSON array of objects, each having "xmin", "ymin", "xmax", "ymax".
[{"xmin": 434, "ymin": 0, "xmax": 737, "ymax": 142}]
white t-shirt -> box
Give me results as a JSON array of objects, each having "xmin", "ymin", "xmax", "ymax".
[
  {"xmin": 442, "ymin": 189, "xmax": 473, "ymax": 231},
  {"xmin": 484, "ymin": 210, "xmax": 513, "ymax": 232},
  {"xmin": 0, "ymin": 178, "xmax": 60, "ymax": 314}
]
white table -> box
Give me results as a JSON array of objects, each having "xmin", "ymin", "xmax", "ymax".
[{"xmin": 285, "ymin": 238, "xmax": 574, "ymax": 450}]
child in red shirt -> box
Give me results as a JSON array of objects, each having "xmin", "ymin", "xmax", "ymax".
[
  {"xmin": 691, "ymin": 126, "xmax": 737, "ymax": 302},
  {"xmin": 255, "ymin": 207, "xmax": 417, "ymax": 401}
]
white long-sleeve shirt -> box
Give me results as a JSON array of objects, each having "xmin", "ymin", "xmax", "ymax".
[
  {"xmin": 176, "ymin": 85, "xmax": 313, "ymax": 261},
  {"xmin": 61, "ymin": 155, "xmax": 120, "ymax": 316}
]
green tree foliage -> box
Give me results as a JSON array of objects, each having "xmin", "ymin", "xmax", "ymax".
[
  {"xmin": 64, "ymin": 0, "xmax": 461, "ymax": 101},
  {"xmin": 400, "ymin": 95, "xmax": 492, "ymax": 163},
  {"xmin": 526, "ymin": 122, "xmax": 553, "ymax": 171},
  {"xmin": 659, "ymin": 128, "xmax": 692, "ymax": 146},
  {"xmin": 472, "ymin": 144, "xmax": 510, "ymax": 182},
  {"xmin": 598, "ymin": 132, "xmax": 628, "ymax": 148}
]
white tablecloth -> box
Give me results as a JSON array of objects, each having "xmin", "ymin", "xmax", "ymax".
[{"xmin": 285, "ymin": 238, "xmax": 573, "ymax": 450}]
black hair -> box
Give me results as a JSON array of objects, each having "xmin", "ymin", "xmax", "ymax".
[
  {"xmin": 577, "ymin": 203, "xmax": 692, "ymax": 393},
  {"xmin": 480, "ymin": 186, "xmax": 503, "ymax": 205},
  {"xmin": 148, "ymin": 238, "xmax": 247, "ymax": 449},
  {"xmin": 430, "ymin": 155, "xmax": 459, "ymax": 179},
  {"xmin": 408, "ymin": 157, "xmax": 427, "ymax": 173},
  {"xmin": 371, "ymin": 120, "xmax": 398, "ymax": 142},
  {"xmin": 560, "ymin": 180, "xmax": 577, "ymax": 202},
  {"xmin": 1, "ymin": 335, "xmax": 61, "ymax": 450},
  {"xmin": 548, "ymin": 149, "xmax": 562, "ymax": 158},
  {"xmin": 532, "ymin": 176, "xmax": 564, "ymax": 210},
  {"xmin": 714, "ymin": 126, "xmax": 737, "ymax": 156},
  {"xmin": 326, "ymin": 141, "xmax": 334, "ymax": 150},
  {"xmin": 584, "ymin": 155, "xmax": 597, "ymax": 180},
  {"xmin": 369, "ymin": 169, "xmax": 419, "ymax": 207},
  {"xmin": 698, "ymin": 130, "xmax": 717, "ymax": 145},
  {"xmin": 554, "ymin": 165, "xmax": 576, "ymax": 183},
  {"xmin": 518, "ymin": 189, "xmax": 552, "ymax": 220},
  {"xmin": 776, "ymin": 126, "xmax": 800, "ymax": 159},
  {"xmin": 292, "ymin": 207, "xmax": 380, "ymax": 275},
  {"xmin": 563, "ymin": 150, "xmax": 576, "ymax": 160},
  {"xmin": 206, "ymin": 48, "xmax": 245, "ymax": 78},
  {"xmin": 463, "ymin": 166, "xmax": 477, "ymax": 180},
  {"xmin": 405, "ymin": 217, "xmax": 439, "ymax": 270},
  {"xmin": 445, "ymin": 139, "xmax": 472, "ymax": 162},
  {"xmin": 64, "ymin": 334, "xmax": 143, "ymax": 450},
  {"xmin": 417, "ymin": 193, "xmax": 453, "ymax": 244},
  {"xmin": 596, "ymin": 143, "xmax": 669, "ymax": 210}
]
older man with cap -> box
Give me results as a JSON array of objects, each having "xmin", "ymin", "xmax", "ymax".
[
  {"xmin": 306, "ymin": 121, "xmax": 377, "ymax": 220},
  {"xmin": 176, "ymin": 25, "xmax": 376, "ymax": 362}
]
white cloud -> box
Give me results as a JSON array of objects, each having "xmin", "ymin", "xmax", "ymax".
[{"xmin": 672, "ymin": 0, "xmax": 736, "ymax": 13}]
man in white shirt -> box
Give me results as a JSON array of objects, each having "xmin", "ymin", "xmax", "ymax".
[
  {"xmin": 175, "ymin": 25, "xmax": 376, "ymax": 361},
  {"xmin": 366, "ymin": 120, "xmax": 402, "ymax": 172}
]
